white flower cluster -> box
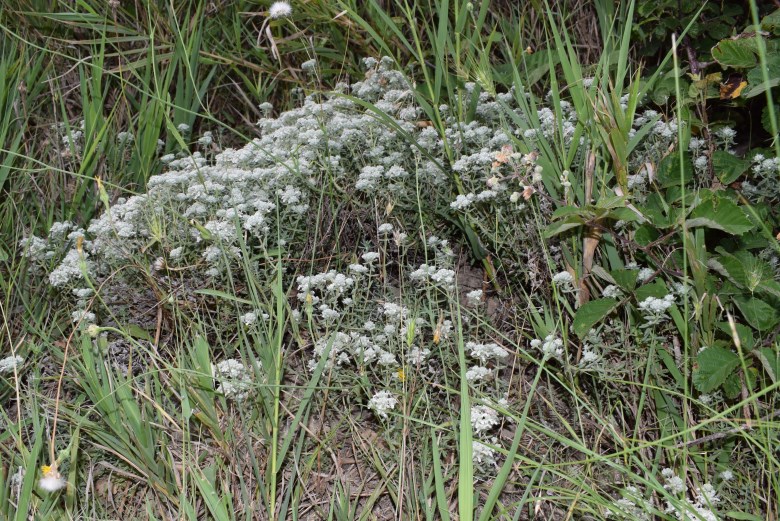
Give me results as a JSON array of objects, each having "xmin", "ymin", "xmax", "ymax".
[
  {"xmin": 467, "ymin": 341, "xmax": 507, "ymax": 365},
  {"xmin": 609, "ymin": 471, "xmax": 721, "ymax": 521},
  {"xmin": 0, "ymin": 355, "xmax": 23, "ymax": 374},
  {"xmin": 268, "ymin": 1, "xmax": 292, "ymax": 19},
  {"xmin": 552, "ymin": 270, "xmax": 575, "ymax": 291},
  {"xmin": 662, "ymin": 467, "xmax": 686, "ymax": 494},
  {"xmin": 579, "ymin": 329, "xmax": 603, "ymax": 369},
  {"xmin": 471, "ymin": 404, "xmax": 500, "ymax": 434},
  {"xmin": 530, "ymin": 334, "xmax": 564, "ymax": 361},
  {"xmin": 409, "ymin": 263, "xmax": 456, "ymax": 291},
  {"xmin": 602, "ymin": 284, "xmax": 623, "ymax": 299},
  {"xmin": 637, "ymin": 294, "xmax": 675, "ymax": 325},
  {"xmin": 664, "ymin": 480, "xmax": 720, "ymax": 521},
  {"xmin": 368, "ymin": 390, "xmax": 397, "ymax": 419},
  {"xmin": 466, "ymin": 289, "xmax": 483, "ymax": 306},
  {"xmin": 607, "ymin": 485, "xmax": 651, "ymax": 520},
  {"xmin": 472, "ymin": 440, "xmax": 497, "ymax": 466},
  {"xmin": 214, "ymin": 359, "xmax": 253, "ymax": 401},
  {"xmin": 310, "ymin": 330, "xmax": 397, "ymax": 371}
]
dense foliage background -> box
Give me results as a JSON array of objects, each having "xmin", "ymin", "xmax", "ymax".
[{"xmin": 1, "ymin": 0, "xmax": 779, "ymax": 519}]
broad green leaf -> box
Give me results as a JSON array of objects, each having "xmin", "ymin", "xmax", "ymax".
[
  {"xmin": 711, "ymin": 39, "xmax": 757, "ymax": 69},
  {"xmin": 745, "ymin": 56, "xmax": 780, "ymax": 98},
  {"xmin": 762, "ymin": 8, "xmax": 780, "ymax": 33},
  {"xmin": 543, "ymin": 218, "xmax": 585, "ymax": 238},
  {"xmin": 757, "ymin": 348, "xmax": 780, "ymax": 383},
  {"xmin": 693, "ymin": 346, "xmax": 740, "ymax": 393},
  {"xmin": 634, "ymin": 280, "xmax": 668, "ymax": 302},
  {"xmin": 657, "ymin": 152, "xmax": 693, "ymax": 188},
  {"xmin": 712, "ymin": 150, "xmax": 750, "ymax": 184},
  {"xmin": 717, "ymin": 321, "xmax": 755, "ymax": 350},
  {"xmin": 686, "ymin": 197, "xmax": 753, "ymax": 235},
  {"xmin": 722, "ymin": 371, "xmax": 742, "ymax": 399},
  {"xmin": 733, "ymin": 295, "xmax": 780, "ymax": 331},
  {"xmin": 573, "ymin": 298, "xmax": 620, "ymax": 338},
  {"xmin": 595, "ymin": 195, "xmax": 627, "ymax": 210},
  {"xmin": 610, "ymin": 269, "xmax": 639, "ymax": 292},
  {"xmin": 762, "ymin": 104, "xmax": 780, "ymax": 133}
]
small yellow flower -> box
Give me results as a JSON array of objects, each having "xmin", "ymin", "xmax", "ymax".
[{"xmin": 396, "ymin": 368, "xmax": 405, "ymax": 382}]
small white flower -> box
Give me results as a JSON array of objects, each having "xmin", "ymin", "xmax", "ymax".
[
  {"xmin": 540, "ymin": 334, "xmax": 564, "ymax": 360},
  {"xmin": 241, "ymin": 312, "xmax": 258, "ymax": 326},
  {"xmin": 368, "ymin": 390, "xmax": 397, "ymax": 419},
  {"xmin": 602, "ymin": 285, "xmax": 623, "ymax": 299},
  {"xmin": 466, "ymin": 289, "xmax": 483, "ymax": 306},
  {"xmin": 579, "ymin": 348, "xmax": 601, "ymax": 367},
  {"xmin": 472, "ymin": 440, "xmax": 496, "ymax": 465},
  {"xmin": 349, "ymin": 263, "xmax": 369, "ymax": 274},
  {"xmin": 471, "ymin": 404, "xmax": 499, "ymax": 433},
  {"xmin": 0, "ymin": 355, "xmax": 23, "ymax": 374},
  {"xmin": 466, "ymin": 366, "xmax": 492, "ymax": 382},
  {"xmin": 467, "ymin": 342, "xmax": 507, "ymax": 364},
  {"xmin": 661, "ymin": 468, "xmax": 686, "ymax": 494},
  {"xmin": 406, "ymin": 346, "xmax": 430, "ymax": 364},
  {"xmin": 637, "ymin": 267, "xmax": 654, "ymax": 282},
  {"xmin": 71, "ymin": 309, "xmax": 96, "ymax": 324},
  {"xmin": 39, "ymin": 467, "xmax": 65, "ymax": 493},
  {"xmin": 719, "ymin": 469, "xmax": 734, "ymax": 481},
  {"xmin": 552, "ymin": 271, "xmax": 574, "ymax": 286},
  {"xmin": 377, "ymin": 223, "xmax": 394, "ymax": 234},
  {"xmin": 269, "ymin": 1, "xmax": 292, "ymax": 18}
]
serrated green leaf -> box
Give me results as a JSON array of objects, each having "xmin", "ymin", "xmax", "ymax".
[
  {"xmin": 572, "ymin": 298, "xmax": 620, "ymax": 338},
  {"xmin": 712, "ymin": 150, "xmax": 750, "ymax": 184},
  {"xmin": 693, "ymin": 346, "xmax": 740, "ymax": 393},
  {"xmin": 711, "ymin": 39, "xmax": 757, "ymax": 69},
  {"xmin": 686, "ymin": 197, "xmax": 753, "ymax": 235}
]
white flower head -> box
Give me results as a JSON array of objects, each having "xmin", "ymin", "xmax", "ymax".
[
  {"xmin": 552, "ymin": 270, "xmax": 574, "ymax": 287},
  {"xmin": 466, "ymin": 289, "xmax": 483, "ymax": 306},
  {"xmin": 0, "ymin": 355, "xmax": 24, "ymax": 374},
  {"xmin": 377, "ymin": 223, "xmax": 394, "ymax": 234},
  {"xmin": 471, "ymin": 404, "xmax": 499, "ymax": 433},
  {"xmin": 368, "ymin": 390, "xmax": 397, "ymax": 419},
  {"xmin": 472, "ymin": 440, "xmax": 496, "ymax": 465},
  {"xmin": 39, "ymin": 466, "xmax": 65, "ymax": 493},
  {"xmin": 269, "ymin": 1, "xmax": 292, "ymax": 19}
]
